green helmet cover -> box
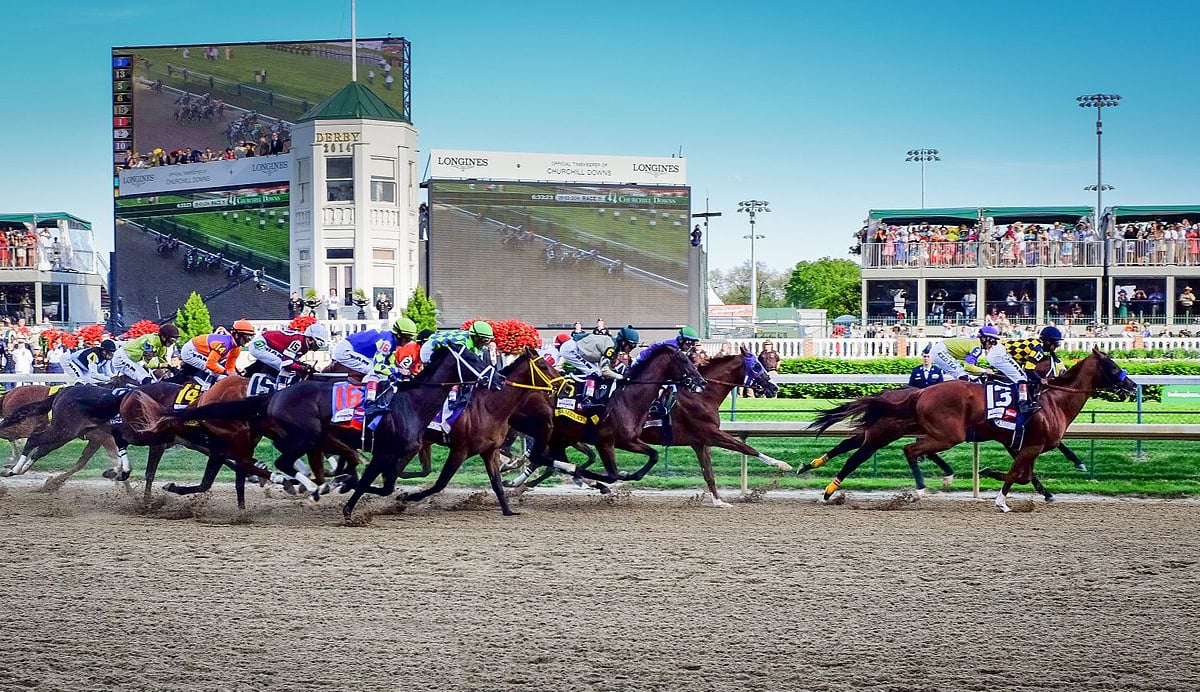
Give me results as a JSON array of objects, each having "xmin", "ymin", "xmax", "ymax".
[
  {"xmin": 392, "ymin": 316, "xmax": 418, "ymax": 336},
  {"xmin": 677, "ymin": 326, "xmax": 700, "ymax": 340},
  {"xmin": 470, "ymin": 321, "xmax": 494, "ymax": 338}
]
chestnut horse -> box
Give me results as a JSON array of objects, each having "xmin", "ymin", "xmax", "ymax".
[
  {"xmin": 811, "ymin": 349, "xmax": 1136, "ymax": 512},
  {"xmin": 400, "ymin": 348, "xmax": 563, "ymax": 515},
  {"xmin": 0, "ymin": 385, "xmax": 56, "ymax": 464}
]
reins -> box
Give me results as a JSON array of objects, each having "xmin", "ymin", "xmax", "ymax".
[{"xmin": 506, "ymin": 355, "xmax": 565, "ymax": 392}]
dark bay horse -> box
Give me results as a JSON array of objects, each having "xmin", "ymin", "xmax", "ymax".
[
  {"xmin": 556, "ymin": 349, "xmax": 791, "ymax": 506},
  {"xmin": 340, "ymin": 345, "xmax": 504, "ymax": 520},
  {"xmin": 0, "ymin": 384, "xmax": 58, "ymax": 464},
  {"xmin": 812, "ymin": 349, "xmax": 1136, "ymax": 512},
  {"xmin": 401, "ymin": 348, "xmax": 563, "ymax": 515},
  {"xmin": 519, "ymin": 344, "xmax": 706, "ymax": 486}
]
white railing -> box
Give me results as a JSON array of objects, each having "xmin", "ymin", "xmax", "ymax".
[{"xmin": 708, "ymin": 336, "xmax": 1200, "ymax": 359}]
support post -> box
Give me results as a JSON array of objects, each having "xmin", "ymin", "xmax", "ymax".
[{"xmin": 972, "ymin": 442, "xmax": 980, "ymax": 499}]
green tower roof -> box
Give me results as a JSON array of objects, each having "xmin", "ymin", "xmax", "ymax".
[{"xmin": 298, "ymin": 81, "xmax": 407, "ymax": 123}]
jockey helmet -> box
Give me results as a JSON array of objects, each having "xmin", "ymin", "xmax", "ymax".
[
  {"xmin": 158, "ymin": 323, "xmax": 180, "ymax": 342},
  {"xmin": 615, "ymin": 325, "xmax": 640, "ymax": 345},
  {"xmin": 392, "ymin": 316, "xmax": 418, "ymax": 337},
  {"xmin": 1040, "ymin": 325, "xmax": 1063, "ymax": 343},
  {"xmin": 554, "ymin": 333, "xmax": 572, "ymax": 346},
  {"xmin": 304, "ymin": 323, "xmax": 332, "ymax": 349},
  {"xmin": 100, "ymin": 339, "xmax": 118, "ymax": 353},
  {"xmin": 677, "ymin": 326, "xmax": 700, "ymax": 342},
  {"xmin": 231, "ymin": 319, "xmax": 255, "ymax": 335},
  {"xmin": 469, "ymin": 321, "xmax": 494, "ymax": 341},
  {"xmin": 416, "ymin": 329, "xmax": 435, "ymax": 343},
  {"xmin": 978, "ymin": 325, "xmax": 1001, "ymax": 340}
]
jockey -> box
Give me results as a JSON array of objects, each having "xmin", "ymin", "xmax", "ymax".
[
  {"xmin": 558, "ymin": 325, "xmax": 639, "ymax": 405},
  {"xmin": 360, "ymin": 322, "xmax": 430, "ymax": 417},
  {"xmin": 539, "ymin": 333, "xmax": 573, "ymax": 366},
  {"xmin": 1002, "ymin": 325, "xmax": 1065, "ymax": 414},
  {"xmin": 246, "ymin": 322, "xmax": 331, "ymax": 386},
  {"xmin": 419, "ymin": 321, "xmax": 494, "ymax": 364},
  {"xmin": 178, "ymin": 320, "xmax": 255, "ymax": 386},
  {"xmin": 115, "ymin": 323, "xmax": 180, "ymax": 384},
  {"xmin": 633, "ymin": 326, "xmax": 700, "ymax": 367},
  {"xmin": 63, "ymin": 339, "xmax": 120, "ymax": 385},
  {"xmin": 925, "ymin": 325, "xmax": 1000, "ymax": 381}
]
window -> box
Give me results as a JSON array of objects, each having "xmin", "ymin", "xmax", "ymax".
[
  {"xmin": 298, "ymin": 157, "xmax": 311, "ymax": 204},
  {"xmin": 370, "ymin": 157, "xmax": 396, "ymax": 203},
  {"xmin": 41, "ymin": 283, "xmax": 69, "ymax": 322},
  {"xmin": 372, "ymin": 248, "xmax": 395, "ymax": 261},
  {"xmin": 326, "ymin": 156, "xmax": 354, "ymax": 202},
  {"xmin": 326, "ymin": 248, "xmax": 354, "ymax": 260}
]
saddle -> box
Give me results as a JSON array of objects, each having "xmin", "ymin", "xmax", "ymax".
[{"xmin": 552, "ymin": 378, "xmax": 607, "ymax": 426}]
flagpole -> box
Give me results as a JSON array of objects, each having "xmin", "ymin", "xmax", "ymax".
[{"xmin": 351, "ymin": 0, "xmax": 358, "ymax": 82}]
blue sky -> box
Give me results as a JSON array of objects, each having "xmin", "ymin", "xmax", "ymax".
[{"xmin": 5, "ymin": 0, "xmax": 1199, "ymax": 271}]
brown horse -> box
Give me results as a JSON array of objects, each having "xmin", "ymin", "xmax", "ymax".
[
  {"xmin": 812, "ymin": 348, "xmax": 1136, "ymax": 512},
  {"xmin": 802, "ymin": 359, "xmax": 1093, "ymax": 501},
  {"xmin": 124, "ymin": 376, "xmax": 273, "ymax": 509},
  {"xmin": 519, "ymin": 344, "xmax": 707, "ymax": 486},
  {"xmin": 400, "ymin": 348, "xmax": 563, "ymax": 515},
  {"xmin": 0, "ymin": 385, "xmax": 56, "ymax": 464}
]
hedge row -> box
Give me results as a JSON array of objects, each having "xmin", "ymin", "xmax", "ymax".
[{"xmin": 775, "ymin": 357, "xmax": 1200, "ymax": 401}]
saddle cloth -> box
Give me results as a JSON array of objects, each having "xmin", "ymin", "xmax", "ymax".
[
  {"xmin": 551, "ymin": 379, "xmax": 600, "ymax": 426},
  {"xmin": 174, "ymin": 382, "xmax": 204, "ymax": 410},
  {"xmin": 331, "ymin": 382, "xmax": 365, "ymax": 430},
  {"xmin": 427, "ymin": 388, "xmax": 469, "ymax": 434},
  {"xmin": 984, "ymin": 382, "xmax": 1018, "ymax": 431}
]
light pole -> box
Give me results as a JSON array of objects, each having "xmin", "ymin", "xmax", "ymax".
[
  {"xmin": 1078, "ymin": 93, "xmax": 1121, "ymax": 321},
  {"xmin": 905, "ymin": 148, "xmax": 940, "ymax": 208},
  {"xmin": 737, "ymin": 200, "xmax": 769, "ymax": 331},
  {"xmin": 692, "ymin": 202, "xmax": 722, "ymax": 338}
]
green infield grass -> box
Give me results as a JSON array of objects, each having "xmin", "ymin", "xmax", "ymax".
[{"xmin": 168, "ymin": 210, "xmax": 289, "ymax": 261}]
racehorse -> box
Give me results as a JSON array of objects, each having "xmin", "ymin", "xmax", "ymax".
[
  {"xmin": 124, "ymin": 376, "xmax": 274, "ymax": 509},
  {"xmin": 0, "ymin": 385, "xmax": 128, "ymax": 491},
  {"xmin": 802, "ymin": 359, "xmax": 1093, "ymax": 501},
  {"xmin": 400, "ymin": 348, "xmax": 563, "ymax": 516},
  {"xmin": 518, "ymin": 344, "xmax": 706, "ymax": 486},
  {"xmin": 0, "ymin": 384, "xmax": 57, "ymax": 464},
  {"xmin": 811, "ymin": 349, "xmax": 1136, "ymax": 512},
  {"xmin": 340, "ymin": 344, "xmax": 504, "ymax": 520},
  {"xmin": 538, "ymin": 349, "xmax": 792, "ymax": 506}
]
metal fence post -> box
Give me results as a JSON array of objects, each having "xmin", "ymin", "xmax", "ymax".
[
  {"xmin": 972, "ymin": 442, "xmax": 980, "ymax": 499},
  {"xmin": 1135, "ymin": 384, "xmax": 1146, "ymax": 460}
]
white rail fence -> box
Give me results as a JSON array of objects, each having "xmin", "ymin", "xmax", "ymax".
[{"xmin": 708, "ymin": 336, "xmax": 1200, "ymax": 359}]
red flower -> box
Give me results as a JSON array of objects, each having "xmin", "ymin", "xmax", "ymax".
[
  {"xmin": 121, "ymin": 320, "xmax": 160, "ymax": 339},
  {"xmin": 288, "ymin": 315, "xmax": 318, "ymax": 332},
  {"xmin": 75, "ymin": 324, "xmax": 109, "ymax": 346}
]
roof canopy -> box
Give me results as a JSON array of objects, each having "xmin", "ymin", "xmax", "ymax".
[
  {"xmin": 981, "ymin": 206, "xmax": 1094, "ymax": 224},
  {"xmin": 0, "ymin": 212, "xmax": 91, "ymax": 229},
  {"xmin": 868, "ymin": 208, "xmax": 979, "ymax": 225},
  {"xmin": 1108, "ymin": 205, "xmax": 1200, "ymax": 223},
  {"xmin": 298, "ymin": 81, "xmax": 408, "ymax": 123}
]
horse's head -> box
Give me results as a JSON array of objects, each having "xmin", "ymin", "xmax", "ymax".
[
  {"xmin": 507, "ymin": 346, "xmax": 564, "ymax": 393},
  {"xmin": 740, "ymin": 347, "xmax": 779, "ymax": 398},
  {"xmin": 1091, "ymin": 346, "xmax": 1138, "ymax": 398}
]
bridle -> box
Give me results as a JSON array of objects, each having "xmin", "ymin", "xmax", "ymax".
[{"xmin": 506, "ymin": 354, "xmax": 565, "ymax": 392}]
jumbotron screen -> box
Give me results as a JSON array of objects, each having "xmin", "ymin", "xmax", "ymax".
[
  {"xmin": 111, "ymin": 38, "xmax": 409, "ymax": 168},
  {"xmin": 427, "ymin": 181, "xmax": 692, "ymax": 327}
]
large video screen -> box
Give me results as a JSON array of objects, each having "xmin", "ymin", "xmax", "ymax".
[
  {"xmin": 111, "ymin": 38, "xmax": 409, "ymax": 170},
  {"xmin": 428, "ymin": 181, "xmax": 692, "ymax": 327},
  {"xmin": 113, "ymin": 186, "xmax": 290, "ymax": 327}
]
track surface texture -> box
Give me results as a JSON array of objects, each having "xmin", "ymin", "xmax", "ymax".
[{"xmin": 0, "ymin": 480, "xmax": 1197, "ymax": 692}]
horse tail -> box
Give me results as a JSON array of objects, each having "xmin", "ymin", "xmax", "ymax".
[
  {"xmin": 125, "ymin": 390, "xmax": 175, "ymax": 437},
  {"xmin": 811, "ymin": 398, "xmax": 877, "ymax": 435},
  {"xmin": 0, "ymin": 393, "xmax": 59, "ymax": 432},
  {"xmin": 166, "ymin": 396, "xmax": 272, "ymax": 425},
  {"xmin": 811, "ymin": 389, "xmax": 920, "ymax": 435}
]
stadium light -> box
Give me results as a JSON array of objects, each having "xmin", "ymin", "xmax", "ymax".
[
  {"xmin": 737, "ymin": 200, "xmax": 770, "ymax": 328},
  {"xmin": 1078, "ymin": 93, "xmax": 1121, "ymax": 321},
  {"xmin": 905, "ymin": 148, "xmax": 940, "ymax": 208}
]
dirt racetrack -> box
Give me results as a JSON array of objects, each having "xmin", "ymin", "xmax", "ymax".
[{"xmin": 0, "ymin": 479, "xmax": 1197, "ymax": 691}]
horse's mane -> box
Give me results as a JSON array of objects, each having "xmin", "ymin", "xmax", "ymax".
[
  {"xmin": 1053, "ymin": 350, "xmax": 1100, "ymax": 386},
  {"xmin": 626, "ymin": 343, "xmax": 675, "ymax": 380},
  {"xmin": 499, "ymin": 349, "xmax": 534, "ymax": 376}
]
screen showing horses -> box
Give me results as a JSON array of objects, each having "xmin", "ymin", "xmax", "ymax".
[{"xmin": 427, "ymin": 180, "xmax": 693, "ymax": 327}]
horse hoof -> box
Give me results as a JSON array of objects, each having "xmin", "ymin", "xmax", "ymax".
[
  {"xmin": 163, "ymin": 482, "xmax": 178, "ymax": 493},
  {"xmin": 915, "ymin": 487, "xmax": 927, "ymax": 498},
  {"xmin": 116, "ymin": 471, "xmax": 131, "ymax": 482},
  {"xmin": 1045, "ymin": 495, "xmax": 1057, "ymax": 504},
  {"xmin": 773, "ymin": 461, "xmax": 794, "ymax": 473},
  {"xmin": 0, "ymin": 466, "xmax": 13, "ymax": 478},
  {"xmin": 102, "ymin": 469, "xmax": 117, "ymax": 480},
  {"xmin": 1074, "ymin": 464, "xmax": 1088, "ymax": 473},
  {"xmin": 711, "ymin": 498, "xmax": 730, "ymax": 509},
  {"xmin": 795, "ymin": 463, "xmax": 812, "ymax": 476},
  {"xmin": 941, "ymin": 474, "xmax": 955, "ymax": 490}
]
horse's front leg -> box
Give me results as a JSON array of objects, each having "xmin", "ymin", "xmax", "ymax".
[
  {"xmin": 693, "ymin": 444, "xmax": 727, "ymax": 508},
  {"xmin": 618, "ymin": 439, "xmax": 661, "ymax": 481},
  {"xmin": 995, "ymin": 448, "xmax": 1040, "ymax": 513}
]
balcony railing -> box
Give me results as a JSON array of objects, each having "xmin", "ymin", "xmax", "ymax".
[{"xmin": 862, "ymin": 240, "xmax": 1109, "ymax": 269}]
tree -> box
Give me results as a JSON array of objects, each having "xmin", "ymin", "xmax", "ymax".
[
  {"xmin": 708, "ymin": 261, "xmax": 788, "ymax": 307},
  {"xmin": 785, "ymin": 258, "xmax": 861, "ymax": 317},
  {"xmin": 174, "ymin": 291, "xmax": 213, "ymax": 341},
  {"xmin": 403, "ymin": 289, "xmax": 439, "ymax": 332}
]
